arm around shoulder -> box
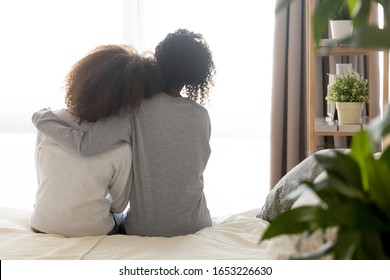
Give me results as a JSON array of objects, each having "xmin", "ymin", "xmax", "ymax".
[{"xmin": 32, "ymin": 109, "xmax": 132, "ymax": 156}]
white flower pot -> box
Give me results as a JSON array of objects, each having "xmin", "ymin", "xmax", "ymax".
[
  {"xmin": 336, "ymin": 102, "xmax": 364, "ymax": 124},
  {"xmin": 330, "ymin": 20, "xmax": 353, "ymax": 40}
]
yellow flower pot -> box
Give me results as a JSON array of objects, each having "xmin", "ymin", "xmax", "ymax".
[{"xmin": 336, "ymin": 102, "xmax": 364, "ymax": 124}]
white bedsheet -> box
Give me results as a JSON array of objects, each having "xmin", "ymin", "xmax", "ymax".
[
  {"xmin": 0, "ymin": 187, "xmax": 328, "ymax": 260},
  {"xmin": 0, "ymin": 207, "xmax": 307, "ymax": 260}
]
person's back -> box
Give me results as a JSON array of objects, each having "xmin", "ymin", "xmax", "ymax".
[
  {"xmin": 125, "ymin": 93, "xmax": 212, "ymax": 236},
  {"xmin": 122, "ymin": 29, "xmax": 216, "ymax": 236},
  {"xmin": 30, "ymin": 109, "xmax": 132, "ymax": 237}
]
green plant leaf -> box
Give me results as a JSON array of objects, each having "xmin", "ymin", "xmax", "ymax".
[
  {"xmin": 369, "ymin": 107, "xmax": 390, "ymax": 144},
  {"xmin": 333, "ymin": 229, "xmax": 360, "ymax": 259},
  {"xmin": 305, "ymin": 179, "xmax": 389, "ymax": 231},
  {"xmin": 309, "ymin": 176, "xmax": 366, "ymax": 202},
  {"xmin": 275, "ymin": 0, "xmax": 295, "ymax": 13},
  {"xmin": 381, "ymin": 232, "xmax": 390, "ymax": 257},
  {"xmin": 347, "ymin": 0, "xmax": 362, "ymax": 18},
  {"xmin": 350, "ymin": 130, "xmax": 374, "ymax": 191},
  {"xmin": 329, "ymin": 200, "xmax": 390, "ymax": 230},
  {"xmin": 342, "ymin": 27, "xmax": 390, "ymax": 48},
  {"xmin": 350, "ymin": 130, "xmax": 372, "ymax": 160},
  {"xmin": 260, "ymin": 206, "xmax": 331, "ymax": 240},
  {"xmin": 379, "ymin": 146, "xmax": 390, "ymax": 167},
  {"xmin": 315, "ymin": 151, "xmax": 363, "ymax": 190},
  {"xmin": 364, "ymin": 157, "xmax": 390, "ymax": 215},
  {"xmin": 361, "ymin": 231, "xmax": 390, "ymax": 259},
  {"xmin": 350, "ymin": 0, "xmax": 372, "ymax": 27}
]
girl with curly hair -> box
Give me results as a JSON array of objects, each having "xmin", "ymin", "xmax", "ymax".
[
  {"xmin": 155, "ymin": 28, "xmax": 215, "ymax": 105},
  {"xmin": 32, "ymin": 29, "xmax": 216, "ymax": 237},
  {"xmin": 30, "ymin": 45, "xmax": 163, "ymax": 237}
]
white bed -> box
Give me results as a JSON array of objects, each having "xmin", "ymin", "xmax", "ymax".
[
  {"xmin": 0, "ymin": 207, "xmax": 272, "ymax": 259},
  {"xmin": 0, "ymin": 191, "xmax": 324, "ymax": 260},
  {"xmin": 0, "ymin": 150, "xmax": 329, "ymax": 260}
]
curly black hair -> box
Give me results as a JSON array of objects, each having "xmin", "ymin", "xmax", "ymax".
[{"xmin": 155, "ymin": 29, "xmax": 216, "ymax": 105}]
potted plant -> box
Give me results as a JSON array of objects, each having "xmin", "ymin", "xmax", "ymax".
[
  {"xmin": 326, "ymin": 71, "xmax": 369, "ymax": 124},
  {"xmin": 260, "ymin": 110, "xmax": 390, "ymax": 259},
  {"xmin": 329, "ymin": 1, "xmax": 353, "ymax": 40}
]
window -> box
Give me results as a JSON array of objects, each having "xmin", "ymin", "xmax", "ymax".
[{"xmin": 0, "ymin": 0, "xmax": 275, "ymax": 216}]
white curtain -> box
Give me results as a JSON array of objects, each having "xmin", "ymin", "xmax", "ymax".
[{"xmin": 0, "ymin": 0, "xmax": 275, "ymax": 215}]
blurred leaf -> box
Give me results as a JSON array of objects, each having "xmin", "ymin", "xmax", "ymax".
[
  {"xmin": 347, "ymin": 0, "xmax": 362, "ymax": 18},
  {"xmin": 275, "ymin": 0, "xmax": 295, "ymax": 13},
  {"xmin": 313, "ymin": 0, "xmax": 343, "ymax": 43},
  {"xmin": 364, "ymin": 157, "xmax": 390, "ymax": 215},
  {"xmin": 350, "ymin": 0, "xmax": 372, "ymax": 27},
  {"xmin": 302, "ymin": 180, "xmax": 341, "ymax": 209},
  {"xmin": 333, "ymin": 229, "xmax": 360, "ymax": 259},
  {"xmin": 379, "ymin": 146, "xmax": 390, "ymax": 167},
  {"xmin": 361, "ymin": 231, "xmax": 390, "ymax": 259},
  {"xmin": 315, "ymin": 152, "xmax": 363, "ymax": 190},
  {"xmin": 330, "ymin": 200, "xmax": 390, "ymax": 230},
  {"xmin": 350, "ymin": 130, "xmax": 372, "ymax": 160},
  {"xmin": 369, "ymin": 107, "xmax": 390, "ymax": 143},
  {"xmin": 350, "ymin": 130, "xmax": 374, "ymax": 191},
  {"xmin": 261, "ymin": 206, "xmax": 331, "ymax": 240},
  {"xmin": 382, "ymin": 232, "xmax": 390, "ymax": 256},
  {"xmin": 342, "ymin": 27, "xmax": 390, "ymax": 48},
  {"xmin": 312, "ymin": 176, "xmax": 366, "ymax": 201}
]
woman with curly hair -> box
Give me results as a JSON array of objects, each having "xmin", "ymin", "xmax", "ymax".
[
  {"xmin": 65, "ymin": 45, "xmax": 162, "ymax": 122},
  {"xmin": 30, "ymin": 45, "xmax": 163, "ymax": 237},
  {"xmin": 32, "ymin": 29, "xmax": 216, "ymax": 237},
  {"xmin": 155, "ymin": 28, "xmax": 215, "ymax": 105}
]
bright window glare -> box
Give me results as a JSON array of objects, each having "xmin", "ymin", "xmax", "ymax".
[
  {"xmin": 0, "ymin": 0, "xmax": 123, "ymax": 116},
  {"xmin": 127, "ymin": 0, "xmax": 274, "ymax": 138},
  {"xmin": 0, "ymin": 0, "xmax": 275, "ymax": 216}
]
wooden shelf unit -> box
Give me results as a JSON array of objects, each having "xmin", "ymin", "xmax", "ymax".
[{"xmin": 306, "ymin": 1, "xmax": 389, "ymax": 155}]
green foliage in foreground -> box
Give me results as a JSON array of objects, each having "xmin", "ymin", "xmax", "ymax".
[
  {"xmin": 261, "ymin": 109, "xmax": 390, "ymax": 259},
  {"xmin": 267, "ymin": 0, "xmax": 390, "ymax": 260}
]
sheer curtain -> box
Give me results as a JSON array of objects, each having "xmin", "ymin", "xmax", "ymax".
[{"xmin": 0, "ymin": 0, "xmax": 275, "ymax": 216}]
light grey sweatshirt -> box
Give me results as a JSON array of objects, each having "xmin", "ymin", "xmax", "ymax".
[
  {"xmin": 31, "ymin": 109, "xmax": 132, "ymax": 237},
  {"xmin": 32, "ymin": 93, "xmax": 212, "ymax": 237}
]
